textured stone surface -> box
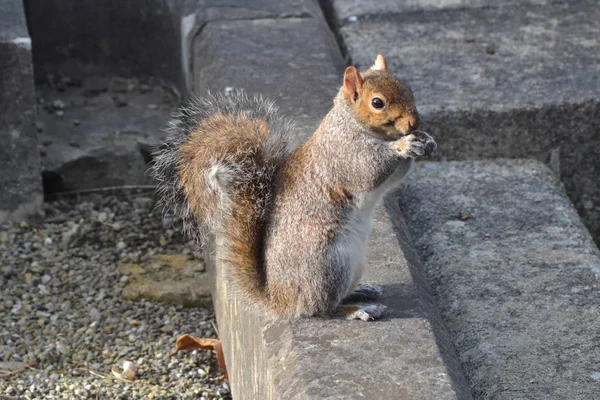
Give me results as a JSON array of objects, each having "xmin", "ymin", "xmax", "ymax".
[
  {"xmin": 0, "ymin": 0, "xmax": 29, "ymax": 41},
  {"xmin": 338, "ymin": 2, "xmax": 600, "ymax": 114},
  {"xmin": 210, "ymin": 206, "xmax": 471, "ymax": 400},
  {"xmin": 198, "ymin": 0, "xmax": 323, "ymax": 21},
  {"xmin": 336, "ymin": 0, "xmax": 600, "ymax": 244},
  {"xmin": 0, "ymin": 0, "xmax": 43, "ymax": 222},
  {"xmin": 36, "ymin": 77, "xmax": 176, "ymax": 192},
  {"xmin": 119, "ymin": 254, "xmax": 211, "ymax": 308},
  {"xmin": 330, "ymin": 0, "xmax": 559, "ymax": 22},
  {"xmin": 24, "ymin": 0, "xmax": 187, "ymax": 92},
  {"xmin": 193, "ymin": 17, "xmax": 345, "ymax": 145},
  {"xmin": 397, "ymin": 160, "xmax": 600, "ymax": 400}
]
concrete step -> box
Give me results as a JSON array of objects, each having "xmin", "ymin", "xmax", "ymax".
[
  {"xmin": 330, "ymin": 0, "xmax": 600, "ymax": 245},
  {"xmin": 0, "ymin": 0, "xmax": 43, "ymax": 222},
  {"xmin": 191, "ymin": 3, "xmax": 471, "ymax": 398},
  {"xmin": 192, "ymin": 14, "xmax": 345, "ymax": 148},
  {"xmin": 210, "ymin": 206, "xmax": 471, "ymax": 399},
  {"xmin": 395, "ymin": 159, "xmax": 600, "ymax": 399}
]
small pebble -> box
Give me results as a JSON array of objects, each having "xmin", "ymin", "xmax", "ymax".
[
  {"xmin": 97, "ymin": 212, "xmax": 108, "ymax": 223},
  {"xmin": 134, "ymin": 197, "xmax": 153, "ymax": 212}
]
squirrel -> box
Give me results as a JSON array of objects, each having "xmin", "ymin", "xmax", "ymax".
[{"xmin": 151, "ymin": 54, "xmax": 436, "ymax": 321}]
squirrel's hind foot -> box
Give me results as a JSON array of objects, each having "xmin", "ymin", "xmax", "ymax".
[{"xmin": 342, "ymin": 303, "xmax": 387, "ymax": 321}]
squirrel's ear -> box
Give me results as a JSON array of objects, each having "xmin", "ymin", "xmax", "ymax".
[
  {"xmin": 371, "ymin": 54, "xmax": 387, "ymax": 71},
  {"xmin": 343, "ymin": 66, "xmax": 364, "ymax": 102}
]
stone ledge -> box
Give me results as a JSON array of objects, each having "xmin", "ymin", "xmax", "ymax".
[
  {"xmin": 334, "ymin": 0, "xmax": 600, "ymax": 245},
  {"xmin": 192, "ymin": 10, "xmax": 470, "ymax": 399},
  {"xmin": 209, "ymin": 206, "xmax": 471, "ymax": 399},
  {"xmin": 397, "ymin": 160, "xmax": 600, "ymax": 399},
  {"xmin": 192, "ymin": 16, "xmax": 345, "ymax": 146},
  {"xmin": 331, "ymin": 0, "xmax": 566, "ymax": 25},
  {"xmin": 337, "ymin": 1, "xmax": 600, "ymax": 113}
]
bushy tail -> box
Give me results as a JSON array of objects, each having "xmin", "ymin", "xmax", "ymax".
[{"xmin": 150, "ymin": 90, "xmax": 292, "ymax": 305}]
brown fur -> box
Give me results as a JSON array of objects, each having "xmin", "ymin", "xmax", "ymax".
[
  {"xmin": 178, "ymin": 111, "xmax": 285, "ymax": 306},
  {"xmin": 345, "ymin": 68, "xmax": 420, "ymax": 139}
]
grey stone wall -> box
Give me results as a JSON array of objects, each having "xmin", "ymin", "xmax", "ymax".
[
  {"xmin": 24, "ymin": 0, "xmax": 187, "ymax": 92},
  {"xmin": 0, "ymin": 0, "xmax": 42, "ymax": 222}
]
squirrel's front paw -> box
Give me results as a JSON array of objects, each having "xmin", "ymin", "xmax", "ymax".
[{"xmin": 395, "ymin": 131, "xmax": 436, "ymax": 159}]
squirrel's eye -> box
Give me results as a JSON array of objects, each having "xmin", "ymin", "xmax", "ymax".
[{"xmin": 371, "ymin": 97, "xmax": 384, "ymax": 109}]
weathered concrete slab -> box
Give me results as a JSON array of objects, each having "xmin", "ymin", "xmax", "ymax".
[
  {"xmin": 192, "ymin": 17, "xmax": 345, "ymax": 145},
  {"xmin": 0, "ymin": 0, "xmax": 43, "ymax": 222},
  {"xmin": 338, "ymin": 2, "xmax": 600, "ymax": 114},
  {"xmin": 24, "ymin": 0, "xmax": 186, "ymax": 92},
  {"xmin": 198, "ymin": 0, "xmax": 323, "ymax": 21},
  {"xmin": 181, "ymin": 0, "xmax": 327, "ymax": 95},
  {"xmin": 397, "ymin": 160, "xmax": 600, "ymax": 399},
  {"xmin": 36, "ymin": 77, "xmax": 176, "ymax": 192},
  {"xmin": 119, "ymin": 254, "xmax": 211, "ymax": 308},
  {"xmin": 210, "ymin": 206, "xmax": 471, "ymax": 400},
  {"xmin": 336, "ymin": 0, "xmax": 600, "ymax": 245},
  {"xmin": 330, "ymin": 0, "xmax": 558, "ymax": 22}
]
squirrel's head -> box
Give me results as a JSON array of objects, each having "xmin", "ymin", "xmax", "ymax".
[{"xmin": 342, "ymin": 54, "xmax": 420, "ymax": 140}]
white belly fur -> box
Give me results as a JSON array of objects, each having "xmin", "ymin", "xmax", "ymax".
[{"xmin": 330, "ymin": 163, "xmax": 410, "ymax": 297}]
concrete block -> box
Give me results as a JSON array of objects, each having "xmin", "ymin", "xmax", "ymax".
[
  {"xmin": 192, "ymin": 17, "xmax": 346, "ymax": 145},
  {"xmin": 210, "ymin": 206, "xmax": 472, "ymax": 399},
  {"xmin": 336, "ymin": 0, "xmax": 600, "ymax": 244},
  {"xmin": 330, "ymin": 0, "xmax": 557, "ymax": 22},
  {"xmin": 338, "ymin": 2, "xmax": 600, "ymax": 114},
  {"xmin": 24, "ymin": 0, "xmax": 186, "ymax": 92},
  {"xmin": 0, "ymin": 0, "xmax": 43, "ymax": 222},
  {"xmin": 37, "ymin": 77, "xmax": 176, "ymax": 192},
  {"xmin": 198, "ymin": 0, "xmax": 323, "ymax": 21},
  {"xmin": 397, "ymin": 160, "xmax": 600, "ymax": 399}
]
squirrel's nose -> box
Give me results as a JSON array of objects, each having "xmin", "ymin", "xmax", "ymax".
[{"xmin": 401, "ymin": 113, "xmax": 421, "ymax": 134}]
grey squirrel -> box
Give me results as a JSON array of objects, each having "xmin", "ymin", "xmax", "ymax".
[{"xmin": 151, "ymin": 55, "xmax": 436, "ymax": 321}]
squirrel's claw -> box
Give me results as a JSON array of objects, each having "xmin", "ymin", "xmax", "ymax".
[{"xmin": 396, "ymin": 130, "xmax": 436, "ymax": 159}]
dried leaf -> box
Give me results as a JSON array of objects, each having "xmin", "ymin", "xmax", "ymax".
[
  {"xmin": 170, "ymin": 334, "xmax": 228, "ymax": 380},
  {"xmin": 456, "ymin": 212, "xmax": 471, "ymax": 221}
]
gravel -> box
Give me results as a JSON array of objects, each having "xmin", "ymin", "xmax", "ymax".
[{"xmin": 0, "ymin": 192, "xmax": 230, "ymax": 399}]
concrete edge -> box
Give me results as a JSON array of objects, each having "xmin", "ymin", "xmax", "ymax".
[
  {"xmin": 207, "ymin": 205, "xmax": 472, "ymax": 399},
  {"xmin": 394, "ymin": 159, "xmax": 600, "ymax": 398},
  {"xmin": 384, "ymin": 193, "xmax": 473, "ymax": 398},
  {"xmin": 0, "ymin": 1, "xmax": 43, "ymax": 223}
]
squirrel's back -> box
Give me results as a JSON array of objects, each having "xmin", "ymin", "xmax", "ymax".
[{"xmin": 151, "ymin": 91, "xmax": 292, "ymax": 305}]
